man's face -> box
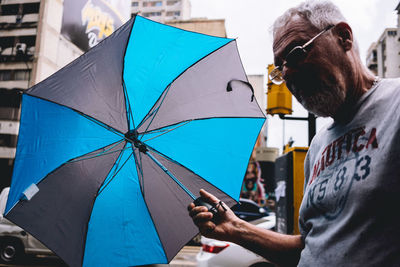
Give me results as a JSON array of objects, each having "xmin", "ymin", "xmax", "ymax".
[{"xmin": 273, "ymin": 16, "xmax": 348, "ymax": 117}]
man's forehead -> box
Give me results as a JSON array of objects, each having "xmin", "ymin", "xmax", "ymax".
[{"xmin": 273, "ymin": 15, "xmax": 317, "ymax": 53}]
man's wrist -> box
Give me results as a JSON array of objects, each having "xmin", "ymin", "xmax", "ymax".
[{"xmin": 226, "ymin": 218, "xmax": 248, "ymax": 243}]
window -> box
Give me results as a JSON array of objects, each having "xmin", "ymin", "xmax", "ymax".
[
  {"xmin": 22, "ymin": 3, "xmax": 39, "ymax": 14},
  {"xmin": 143, "ymin": 1, "xmax": 162, "ymax": 7},
  {"xmin": 0, "ymin": 71, "xmax": 12, "ymax": 81},
  {"xmin": 0, "ymin": 134, "xmax": 17, "ymax": 148},
  {"xmin": 0, "ymin": 70, "xmax": 30, "ymax": 81},
  {"xmin": 14, "ymin": 70, "xmax": 30, "ymax": 80},
  {"xmin": 0, "ymin": 159, "xmax": 14, "ymax": 189},
  {"xmin": 167, "ymin": 11, "xmax": 180, "ymax": 16},
  {"xmin": 132, "ymin": 2, "xmax": 139, "ymax": 7},
  {"xmin": 0, "ymin": 107, "xmax": 20, "ymax": 120},
  {"xmin": 167, "ymin": 0, "xmax": 179, "ymax": 5},
  {"xmin": 142, "ymin": 12, "xmax": 161, "ymax": 17},
  {"xmin": 0, "ymin": 36, "xmax": 36, "ymax": 52},
  {"xmin": 0, "ymin": 89, "xmax": 21, "ymax": 108},
  {"xmin": 18, "ymin": 35, "xmax": 36, "ymax": 47},
  {"xmin": 1, "ymin": 4, "xmax": 19, "ymax": 16}
]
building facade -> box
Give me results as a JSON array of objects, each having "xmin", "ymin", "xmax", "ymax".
[
  {"xmin": 366, "ymin": 2, "xmax": 400, "ymax": 78},
  {"xmin": 166, "ymin": 18, "xmax": 226, "ymax": 37},
  {"xmin": 0, "ymin": 0, "xmax": 83, "ymax": 189},
  {"xmin": 366, "ymin": 28, "xmax": 400, "ymax": 78},
  {"xmin": 131, "ymin": 0, "xmax": 191, "ymax": 22},
  {"xmin": 0, "ymin": 0, "xmax": 40, "ymax": 189}
]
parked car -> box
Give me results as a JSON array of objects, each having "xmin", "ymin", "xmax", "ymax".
[
  {"xmin": 0, "ymin": 187, "xmax": 54, "ymax": 263},
  {"xmin": 231, "ymin": 198, "xmax": 271, "ymax": 222},
  {"xmin": 196, "ymin": 198, "xmax": 275, "ymax": 267}
]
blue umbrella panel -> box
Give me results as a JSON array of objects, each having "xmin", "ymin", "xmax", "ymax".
[{"xmin": 5, "ymin": 15, "xmax": 266, "ymax": 267}]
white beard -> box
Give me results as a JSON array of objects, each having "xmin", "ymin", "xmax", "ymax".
[{"xmin": 298, "ymin": 85, "xmax": 346, "ymax": 117}]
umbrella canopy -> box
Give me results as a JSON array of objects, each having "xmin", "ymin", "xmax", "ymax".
[{"xmin": 5, "ymin": 15, "xmax": 265, "ymax": 267}]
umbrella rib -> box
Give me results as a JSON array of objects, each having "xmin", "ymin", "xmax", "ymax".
[
  {"xmin": 97, "ymin": 143, "xmax": 127, "ymax": 193},
  {"xmin": 145, "ymin": 150, "xmax": 196, "ymax": 200},
  {"xmin": 123, "ymin": 81, "xmax": 135, "ymax": 130},
  {"xmin": 141, "ymin": 120, "xmax": 192, "ymax": 142},
  {"xmin": 80, "ymin": 113, "xmax": 125, "ymax": 139},
  {"xmin": 23, "ymin": 92, "xmax": 128, "ymax": 136},
  {"xmin": 137, "ymin": 85, "xmax": 172, "ymax": 139},
  {"xmin": 136, "ymin": 39, "xmax": 237, "ymax": 134},
  {"xmin": 67, "ymin": 140, "xmax": 129, "ymax": 163},
  {"xmin": 138, "ymin": 151, "xmax": 145, "ymax": 194},
  {"xmin": 108, "ymin": 144, "xmax": 127, "ymax": 178},
  {"xmin": 132, "ymin": 148, "xmax": 145, "ymax": 197},
  {"xmin": 97, "ymin": 150, "xmax": 134, "ymax": 197},
  {"xmin": 144, "ymin": 143, "xmax": 240, "ymax": 205},
  {"xmin": 141, "ymin": 116, "xmax": 264, "ymax": 135}
]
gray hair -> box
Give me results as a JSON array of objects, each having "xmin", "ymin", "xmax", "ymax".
[
  {"xmin": 273, "ymin": 0, "xmax": 347, "ymax": 34},
  {"xmin": 272, "ymin": 0, "xmax": 358, "ymax": 52}
]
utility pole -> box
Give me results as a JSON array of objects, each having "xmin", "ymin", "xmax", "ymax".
[{"xmin": 279, "ymin": 113, "xmax": 316, "ymax": 145}]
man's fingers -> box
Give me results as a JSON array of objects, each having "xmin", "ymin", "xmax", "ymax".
[
  {"xmin": 187, "ymin": 202, "xmax": 195, "ymax": 211},
  {"xmin": 189, "ymin": 206, "xmax": 209, "ymax": 218},
  {"xmin": 199, "ymin": 189, "xmax": 220, "ymax": 204},
  {"xmin": 193, "ymin": 213, "xmax": 214, "ymax": 225},
  {"xmin": 198, "ymin": 189, "xmax": 229, "ymax": 215}
]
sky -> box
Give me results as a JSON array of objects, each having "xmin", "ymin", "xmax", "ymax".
[{"xmin": 190, "ymin": 0, "xmax": 399, "ymax": 150}]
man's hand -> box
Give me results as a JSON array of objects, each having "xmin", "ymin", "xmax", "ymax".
[
  {"xmin": 188, "ymin": 189, "xmax": 243, "ymax": 242},
  {"xmin": 188, "ymin": 189, "xmax": 304, "ymax": 266}
]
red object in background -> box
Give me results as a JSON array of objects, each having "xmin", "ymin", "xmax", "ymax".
[{"xmin": 202, "ymin": 244, "xmax": 230, "ymax": 254}]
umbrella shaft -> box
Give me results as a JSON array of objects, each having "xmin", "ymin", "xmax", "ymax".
[{"xmin": 145, "ymin": 151, "xmax": 196, "ymax": 200}]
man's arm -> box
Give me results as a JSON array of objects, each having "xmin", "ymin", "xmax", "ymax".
[{"xmin": 188, "ymin": 189, "xmax": 304, "ymax": 267}]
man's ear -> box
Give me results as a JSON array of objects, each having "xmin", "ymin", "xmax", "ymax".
[{"xmin": 333, "ymin": 22, "xmax": 353, "ymax": 51}]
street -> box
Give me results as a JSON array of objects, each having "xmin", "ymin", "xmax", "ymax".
[
  {"xmin": 148, "ymin": 246, "xmax": 200, "ymax": 267},
  {"xmin": 0, "ymin": 246, "xmax": 200, "ymax": 267}
]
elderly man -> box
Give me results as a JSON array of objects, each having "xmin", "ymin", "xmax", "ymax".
[{"xmin": 188, "ymin": 0, "xmax": 400, "ymax": 266}]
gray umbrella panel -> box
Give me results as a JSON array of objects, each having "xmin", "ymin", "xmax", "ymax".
[
  {"xmin": 6, "ymin": 141, "xmax": 126, "ymax": 267},
  {"xmin": 137, "ymin": 40, "xmax": 264, "ymax": 134},
  {"xmin": 134, "ymin": 148, "xmax": 236, "ymax": 261},
  {"xmin": 25, "ymin": 17, "xmax": 135, "ymax": 134}
]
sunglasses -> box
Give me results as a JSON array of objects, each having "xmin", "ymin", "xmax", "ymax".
[{"xmin": 269, "ymin": 25, "xmax": 335, "ymax": 85}]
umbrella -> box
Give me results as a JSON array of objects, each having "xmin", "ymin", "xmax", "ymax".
[{"xmin": 5, "ymin": 15, "xmax": 265, "ymax": 267}]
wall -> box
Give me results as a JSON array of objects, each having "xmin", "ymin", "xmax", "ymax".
[{"xmin": 32, "ymin": 0, "xmax": 82, "ymax": 85}]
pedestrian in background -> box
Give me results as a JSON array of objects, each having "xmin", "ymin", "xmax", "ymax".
[{"xmin": 241, "ymin": 160, "xmax": 265, "ymax": 205}]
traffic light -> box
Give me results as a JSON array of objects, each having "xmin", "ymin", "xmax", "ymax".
[{"xmin": 266, "ymin": 64, "xmax": 292, "ymax": 115}]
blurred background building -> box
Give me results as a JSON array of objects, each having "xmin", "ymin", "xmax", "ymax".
[
  {"xmin": 366, "ymin": 28, "xmax": 400, "ymax": 77},
  {"xmin": 167, "ymin": 18, "xmax": 226, "ymax": 37},
  {"xmin": 366, "ymin": 2, "xmax": 400, "ymax": 77},
  {"xmin": 131, "ymin": 0, "xmax": 191, "ymax": 22},
  {"xmin": 0, "ymin": 0, "xmax": 42, "ymax": 189},
  {"xmin": 0, "ymin": 0, "xmax": 127, "ymax": 189}
]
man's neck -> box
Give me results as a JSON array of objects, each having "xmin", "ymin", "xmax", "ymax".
[{"xmin": 333, "ymin": 61, "xmax": 376, "ymax": 124}]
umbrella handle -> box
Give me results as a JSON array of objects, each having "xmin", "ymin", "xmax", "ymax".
[
  {"xmin": 194, "ymin": 197, "xmax": 227, "ymax": 222},
  {"xmin": 226, "ymin": 79, "xmax": 255, "ymax": 102}
]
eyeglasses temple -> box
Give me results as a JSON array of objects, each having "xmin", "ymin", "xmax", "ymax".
[{"xmin": 301, "ymin": 25, "xmax": 335, "ymax": 49}]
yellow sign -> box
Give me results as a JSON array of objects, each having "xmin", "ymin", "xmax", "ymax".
[{"xmin": 81, "ymin": 1, "xmax": 115, "ymax": 47}]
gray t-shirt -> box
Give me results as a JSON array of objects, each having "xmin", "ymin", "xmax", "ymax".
[{"xmin": 298, "ymin": 78, "xmax": 400, "ymax": 266}]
